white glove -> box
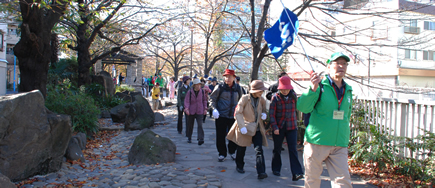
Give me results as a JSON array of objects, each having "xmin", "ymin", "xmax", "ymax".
[
  {"xmin": 213, "ymin": 109, "xmax": 220, "ymax": 119},
  {"xmin": 240, "ymin": 127, "xmax": 247, "ymax": 135},
  {"xmin": 179, "ymin": 106, "xmax": 183, "ymax": 111},
  {"xmin": 261, "ymin": 113, "xmax": 267, "ymax": 120}
]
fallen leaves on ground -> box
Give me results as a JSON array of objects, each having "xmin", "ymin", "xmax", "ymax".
[
  {"xmin": 16, "ymin": 129, "xmax": 122, "ymax": 187},
  {"xmin": 348, "ymin": 158, "xmax": 433, "ymax": 187}
]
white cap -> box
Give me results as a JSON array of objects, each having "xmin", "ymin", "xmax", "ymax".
[{"xmin": 192, "ymin": 78, "xmax": 201, "ymax": 85}]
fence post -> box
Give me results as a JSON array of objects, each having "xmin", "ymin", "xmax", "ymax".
[{"xmin": 400, "ymin": 103, "xmax": 408, "ymax": 157}]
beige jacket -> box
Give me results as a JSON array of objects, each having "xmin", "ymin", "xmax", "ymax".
[{"xmin": 227, "ymin": 94, "xmax": 268, "ymax": 147}]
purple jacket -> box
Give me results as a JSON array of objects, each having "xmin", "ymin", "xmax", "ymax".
[{"xmin": 184, "ymin": 88, "xmax": 207, "ymax": 115}]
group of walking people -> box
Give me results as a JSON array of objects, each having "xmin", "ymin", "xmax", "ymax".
[{"xmin": 173, "ymin": 52, "xmax": 354, "ymax": 187}]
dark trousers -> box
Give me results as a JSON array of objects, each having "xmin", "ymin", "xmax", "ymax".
[
  {"xmin": 177, "ymin": 107, "xmax": 187, "ymax": 133},
  {"xmin": 272, "ymin": 128, "xmax": 303, "ymax": 175},
  {"xmin": 186, "ymin": 114, "xmax": 204, "ymax": 141},
  {"xmin": 236, "ymin": 131, "xmax": 265, "ymax": 175},
  {"xmin": 215, "ymin": 117, "xmax": 237, "ymax": 157}
]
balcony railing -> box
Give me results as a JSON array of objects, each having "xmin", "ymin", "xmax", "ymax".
[
  {"xmin": 404, "ymin": 26, "xmax": 420, "ymax": 34},
  {"xmin": 354, "ymin": 97, "xmax": 435, "ymax": 159}
]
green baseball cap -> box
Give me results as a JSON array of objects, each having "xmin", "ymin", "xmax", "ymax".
[{"xmin": 326, "ymin": 52, "xmax": 350, "ymax": 64}]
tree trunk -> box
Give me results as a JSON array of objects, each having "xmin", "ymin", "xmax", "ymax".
[
  {"xmin": 77, "ymin": 47, "xmax": 92, "ymax": 86},
  {"xmin": 14, "ymin": 1, "xmax": 67, "ymax": 97},
  {"xmin": 77, "ymin": 18, "xmax": 92, "ymax": 86}
]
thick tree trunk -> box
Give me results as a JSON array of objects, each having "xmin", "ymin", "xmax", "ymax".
[
  {"xmin": 14, "ymin": 2, "xmax": 66, "ymax": 97},
  {"xmin": 77, "ymin": 18, "xmax": 92, "ymax": 86},
  {"xmin": 77, "ymin": 48, "xmax": 92, "ymax": 86}
]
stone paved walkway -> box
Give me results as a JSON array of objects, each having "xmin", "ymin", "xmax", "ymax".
[{"xmin": 16, "ymin": 98, "xmax": 376, "ymax": 188}]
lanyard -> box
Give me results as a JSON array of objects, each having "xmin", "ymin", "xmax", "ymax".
[{"xmin": 333, "ymin": 86, "xmax": 345, "ymax": 110}]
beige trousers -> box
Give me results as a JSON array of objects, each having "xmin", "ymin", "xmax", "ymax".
[
  {"xmin": 303, "ymin": 142, "xmax": 352, "ymax": 188},
  {"xmin": 152, "ymin": 99, "xmax": 159, "ymax": 111}
]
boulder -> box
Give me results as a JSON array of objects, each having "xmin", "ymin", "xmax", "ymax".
[
  {"xmin": 129, "ymin": 91, "xmax": 141, "ymax": 99},
  {"xmin": 98, "ymin": 71, "xmax": 112, "ymax": 78},
  {"xmin": 124, "ymin": 95, "xmax": 155, "ymax": 131},
  {"xmin": 115, "ymin": 91, "xmax": 142, "ymax": 103},
  {"xmin": 154, "ymin": 112, "xmax": 165, "ymax": 122},
  {"xmin": 91, "ymin": 73, "xmax": 115, "ymax": 96},
  {"xmin": 110, "ymin": 103, "xmax": 129, "ymax": 123},
  {"xmin": 65, "ymin": 133, "xmax": 87, "ymax": 162},
  {"xmin": 128, "ymin": 130, "xmax": 176, "ymax": 165},
  {"xmin": 100, "ymin": 110, "xmax": 111, "ymax": 118},
  {"xmin": 0, "ymin": 90, "xmax": 72, "ymax": 181},
  {"xmin": 0, "ymin": 173, "xmax": 15, "ymax": 188},
  {"xmin": 115, "ymin": 92, "xmax": 132, "ymax": 102}
]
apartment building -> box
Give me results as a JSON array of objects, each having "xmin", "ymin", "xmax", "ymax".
[{"xmin": 288, "ymin": 0, "xmax": 435, "ymax": 100}]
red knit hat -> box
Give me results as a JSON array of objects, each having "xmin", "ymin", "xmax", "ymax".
[
  {"xmin": 277, "ymin": 76, "xmax": 293, "ymax": 90},
  {"xmin": 222, "ymin": 69, "xmax": 236, "ymax": 77}
]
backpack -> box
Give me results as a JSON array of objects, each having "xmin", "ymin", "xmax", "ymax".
[
  {"xmin": 313, "ymin": 83, "xmax": 324, "ymax": 109},
  {"xmin": 305, "ymin": 83, "xmax": 324, "ymax": 126},
  {"xmin": 216, "ymin": 83, "xmax": 242, "ymax": 102},
  {"xmin": 189, "ymin": 88, "xmax": 205, "ymax": 105}
]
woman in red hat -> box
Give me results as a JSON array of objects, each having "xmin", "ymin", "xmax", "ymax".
[{"xmin": 269, "ymin": 76, "xmax": 304, "ymax": 181}]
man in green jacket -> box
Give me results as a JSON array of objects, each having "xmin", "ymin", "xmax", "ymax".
[
  {"xmin": 297, "ymin": 52, "xmax": 353, "ymax": 188},
  {"xmin": 156, "ymin": 73, "xmax": 165, "ymax": 99}
]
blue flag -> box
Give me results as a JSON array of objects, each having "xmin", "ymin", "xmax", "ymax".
[{"xmin": 264, "ymin": 8, "xmax": 299, "ymax": 59}]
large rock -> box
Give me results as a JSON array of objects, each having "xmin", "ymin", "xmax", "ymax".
[
  {"xmin": 0, "ymin": 173, "xmax": 15, "ymax": 188},
  {"xmin": 110, "ymin": 103, "xmax": 129, "ymax": 123},
  {"xmin": 128, "ymin": 130, "xmax": 176, "ymax": 165},
  {"xmin": 124, "ymin": 95, "xmax": 155, "ymax": 131},
  {"xmin": 154, "ymin": 112, "xmax": 165, "ymax": 122},
  {"xmin": 115, "ymin": 91, "xmax": 132, "ymax": 102},
  {"xmin": 100, "ymin": 109, "xmax": 111, "ymax": 118},
  {"xmin": 91, "ymin": 73, "xmax": 115, "ymax": 96},
  {"xmin": 0, "ymin": 90, "xmax": 72, "ymax": 181},
  {"xmin": 98, "ymin": 71, "xmax": 112, "ymax": 78},
  {"xmin": 65, "ymin": 133, "xmax": 87, "ymax": 162},
  {"xmin": 115, "ymin": 91, "xmax": 142, "ymax": 103}
]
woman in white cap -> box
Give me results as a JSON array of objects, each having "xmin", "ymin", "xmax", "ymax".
[
  {"xmin": 184, "ymin": 78, "xmax": 207, "ymax": 145},
  {"xmin": 227, "ymin": 80, "xmax": 269, "ymax": 179}
]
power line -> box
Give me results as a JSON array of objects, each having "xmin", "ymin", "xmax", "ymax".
[{"xmin": 279, "ymin": 54, "xmax": 434, "ymax": 95}]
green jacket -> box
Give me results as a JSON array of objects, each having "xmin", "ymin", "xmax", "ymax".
[
  {"xmin": 297, "ymin": 76, "xmax": 353, "ymax": 147},
  {"xmin": 156, "ymin": 77, "xmax": 164, "ymax": 87}
]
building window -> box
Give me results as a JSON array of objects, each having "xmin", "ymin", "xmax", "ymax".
[
  {"xmin": 423, "ymin": 50, "xmax": 435, "ymax": 60},
  {"xmin": 409, "ymin": 19, "xmax": 417, "ymax": 27},
  {"xmin": 405, "ymin": 49, "xmax": 417, "ymax": 60},
  {"xmin": 424, "ymin": 21, "xmax": 435, "ymax": 31}
]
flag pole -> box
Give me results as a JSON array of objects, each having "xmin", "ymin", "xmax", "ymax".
[{"xmin": 279, "ymin": 0, "xmax": 315, "ymax": 72}]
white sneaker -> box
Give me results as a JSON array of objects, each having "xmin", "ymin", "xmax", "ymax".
[
  {"xmin": 230, "ymin": 153, "xmax": 236, "ymax": 160},
  {"xmin": 218, "ymin": 155, "xmax": 225, "ymax": 162}
]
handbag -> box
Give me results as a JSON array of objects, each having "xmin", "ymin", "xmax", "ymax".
[{"xmin": 244, "ymin": 122, "xmax": 257, "ymax": 136}]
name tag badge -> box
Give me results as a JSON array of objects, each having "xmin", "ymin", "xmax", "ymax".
[{"xmin": 333, "ymin": 110, "xmax": 344, "ymax": 120}]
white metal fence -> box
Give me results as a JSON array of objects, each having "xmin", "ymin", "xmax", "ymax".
[{"xmin": 353, "ymin": 97, "xmax": 435, "ymax": 159}]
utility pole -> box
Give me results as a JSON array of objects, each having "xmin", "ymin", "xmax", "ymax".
[
  {"xmin": 190, "ymin": 28, "xmax": 193, "ymax": 78},
  {"xmin": 368, "ymin": 48, "xmax": 371, "ymax": 85}
]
